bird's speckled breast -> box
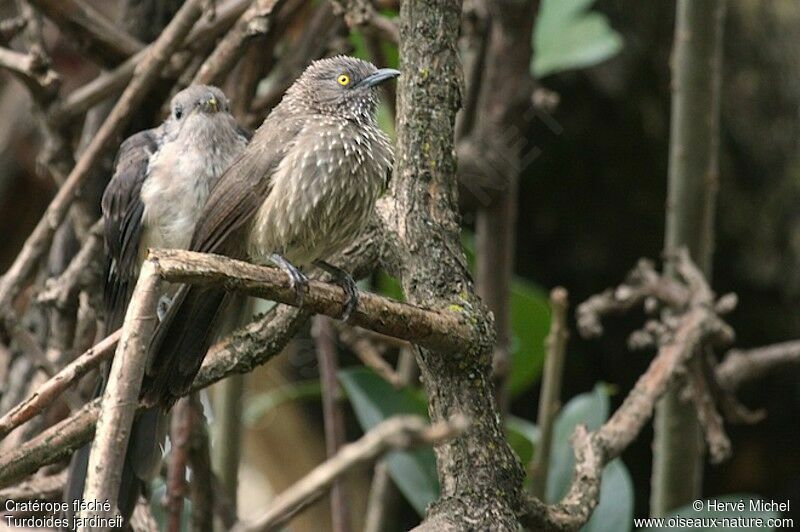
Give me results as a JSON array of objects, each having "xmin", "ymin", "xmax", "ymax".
[{"xmin": 248, "ymin": 117, "xmax": 392, "ymax": 266}]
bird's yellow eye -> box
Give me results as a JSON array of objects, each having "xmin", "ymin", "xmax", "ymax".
[{"xmin": 337, "ymin": 74, "xmax": 351, "ymax": 86}]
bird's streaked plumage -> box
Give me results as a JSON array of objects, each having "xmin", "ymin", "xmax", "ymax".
[{"xmin": 143, "ymin": 56, "xmax": 398, "ymax": 407}]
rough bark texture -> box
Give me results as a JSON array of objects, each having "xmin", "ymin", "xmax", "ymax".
[
  {"xmin": 379, "ymin": 1, "xmax": 525, "ymax": 528},
  {"xmin": 652, "ymin": 0, "xmax": 727, "ymax": 516}
]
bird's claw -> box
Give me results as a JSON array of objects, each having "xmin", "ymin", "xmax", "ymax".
[
  {"xmin": 314, "ymin": 260, "xmax": 359, "ymax": 322},
  {"xmin": 270, "ymin": 254, "xmax": 308, "ymax": 307}
]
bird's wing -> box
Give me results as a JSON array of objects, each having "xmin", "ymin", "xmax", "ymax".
[
  {"xmin": 189, "ymin": 118, "xmax": 298, "ymax": 255},
  {"xmin": 143, "ymin": 116, "xmax": 301, "ymax": 406},
  {"xmin": 100, "ymin": 128, "xmax": 159, "ymax": 332}
]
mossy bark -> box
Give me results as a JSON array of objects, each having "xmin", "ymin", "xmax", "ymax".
[{"xmin": 382, "ymin": 0, "xmax": 527, "ymax": 528}]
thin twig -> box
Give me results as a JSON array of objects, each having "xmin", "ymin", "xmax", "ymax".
[
  {"xmin": 0, "ymin": 329, "xmax": 120, "ymax": 440},
  {"xmin": 193, "ymin": 0, "xmax": 286, "ymax": 86},
  {"xmin": 48, "ymin": 0, "xmax": 249, "ymax": 127},
  {"xmin": 338, "ymin": 326, "xmax": 403, "ymax": 388},
  {"xmin": 166, "ymin": 396, "xmax": 193, "ymax": 532},
  {"xmin": 0, "ymin": 306, "xmax": 305, "ymax": 488},
  {"xmin": 312, "ymin": 315, "xmax": 351, "ymax": 532},
  {"xmin": 187, "ymin": 395, "xmax": 215, "ymax": 532},
  {"xmin": 530, "ymin": 287, "xmax": 569, "ymax": 498},
  {"xmin": 716, "ymin": 340, "xmax": 800, "ymax": 391},
  {"xmin": 231, "ymin": 415, "xmax": 468, "ymax": 532}
]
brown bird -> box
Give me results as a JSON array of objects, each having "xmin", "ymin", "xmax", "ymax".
[
  {"xmin": 64, "ymin": 85, "xmax": 249, "ymax": 524},
  {"xmin": 143, "ymin": 56, "xmax": 398, "ymax": 407}
]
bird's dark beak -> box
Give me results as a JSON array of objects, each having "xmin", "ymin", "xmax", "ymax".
[{"xmin": 357, "ymin": 68, "xmax": 401, "ymax": 88}]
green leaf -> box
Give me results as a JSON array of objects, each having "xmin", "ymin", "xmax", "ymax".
[
  {"xmin": 546, "ymin": 384, "xmax": 610, "ymax": 503},
  {"xmin": 376, "ymin": 271, "xmax": 404, "ymax": 301},
  {"xmin": 583, "ymin": 459, "xmax": 634, "ymax": 532},
  {"xmin": 506, "ymin": 415, "xmax": 540, "ymax": 467},
  {"xmin": 509, "ymin": 279, "xmax": 551, "ymax": 396},
  {"xmin": 640, "ymin": 494, "xmax": 781, "ymax": 531},
  {"xmin": 338, "ymin": 367, "xmax": 438, "ymax": 515},
  {"xmin": 533, "ymin": 0, "xmax": 623, "ymax": 77},
  {"xmin": 243, "ymin": 380, "xmax": 321, "ymax": 426}
]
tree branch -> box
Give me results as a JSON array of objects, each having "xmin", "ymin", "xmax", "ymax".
[
  {"xmin": 0, "ymin": 329, "xmax": 120, "ymax": 440},
  {"xmin": 80, "ymin": 260, "xmax": 161, "ymax": 520},
  {"xmin": 149, "ymin": 248, "xmax": 477, "ymax": 355},
  {"xmin": 0, "ymin": 0, "xmax": 208, "ymax": 319},
  {"xmin": 28, "ymin": 0, "xmax": 145, "ymax": 66},
  {"xmin": 192, "ymin": 0, "xmax": 286, "ymax": 86}
]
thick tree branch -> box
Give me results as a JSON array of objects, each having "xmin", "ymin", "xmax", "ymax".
[
  {"xmin": 149, "ymin": 249, "xmax": 477, "ymax": 355},
  {"xmin": 231, "ymin": 415, "xmax": 468, "ymax": 532}
]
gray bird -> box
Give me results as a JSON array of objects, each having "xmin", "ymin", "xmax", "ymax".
[
  {"xmin": 64, "ymin": 85, "xmax": 249, "ymax": 524},
  {"xmin": 143, "ymin": 56, "xmax": 399, "ymax": 407}
]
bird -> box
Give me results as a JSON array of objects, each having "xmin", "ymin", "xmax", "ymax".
[
  {"xmin": 63, "ymin": 85, "xmax": 250, "ymax": 525},
  {"xmin": 141, "ymin": 55, "xmax": 399, "ymax": 409}
]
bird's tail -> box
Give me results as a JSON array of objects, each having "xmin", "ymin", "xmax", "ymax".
[
  {"xmin": 142, "ymin": 284, "xmax": 229, "ymax": 406},
  {"xmin": 63, "ymin": 403, "xmax": 167, "ymax": 528}
]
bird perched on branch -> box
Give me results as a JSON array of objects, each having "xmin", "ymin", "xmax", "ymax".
[
  {"xmin": 144, "ymin": 56, "xmax": 399, "ymax": 407},
  {"xmin": 64, "ymin": 85, "xmax": 249, "ymax": 524}
]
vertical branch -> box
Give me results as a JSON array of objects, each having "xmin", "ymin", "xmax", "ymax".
[
  {"xmin": 212, "ymin": 374, "xmax": 244, "ymax": 507},
  {"xmin": 362, "ymin": 347, "xmax": 417, "ymax": 532},
  {"xmin": 166, "ymin": 397, "xmax": 193, "ymax": 532},
  {"xmin": 186, "ymin": 395, "xmax": 215, "ymax": 532},
  {"xmin": 529, "ymin": 287, "xmax": 568, "ymax": 499},
  {"xmin": 80, "ymin": 259, "xmax": 161, "ymax": 520},
  {"xmin": 470, "ymin": 0, "xmax": 537, "ymax": 414},
  {"xmin": 380, "ymin": 0, "xmax": 527, "ymax": 528},
  {"xmin": 652, "ymin": 0, "xmax": 727, "ymax": 516},
  {"xmin": 312, "ymin": 315, "xmax": 351, "ymax": 532}
]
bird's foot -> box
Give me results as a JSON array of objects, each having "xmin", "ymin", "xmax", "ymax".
[
  {"xmin": 314, "ymin": 260, "xmax": 358, "ymax": 322},
  {"xmin": 157, "ymin": 295, "xmax": 173, "ymax": 322},
  {"xmin": 270, "ymin": 254, "xmax": 309, "ymax": 307}
]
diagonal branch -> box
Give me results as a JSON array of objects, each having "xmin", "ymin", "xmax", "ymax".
[
  {"xmin": 0, "ymin": 0, "xmax": 208, "ymax": 320},
  {"xmin": 231, "ymin": 415, "xmax": 468, "ymax": 532},
  {"xmin": 28, "ymin": 0, "xmax": 145, "ymax": 66}
]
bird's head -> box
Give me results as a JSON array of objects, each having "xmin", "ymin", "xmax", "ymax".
[
  {"xmin": 163, "ymin": 85, "xmax": 240, "ymax": 143},
  {"xmin": 288, "ymin": 56, "xmax": 400, "ymax": 121}
]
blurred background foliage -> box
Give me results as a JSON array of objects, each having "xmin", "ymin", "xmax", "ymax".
[{"xmin": 1, "ymin": 0, "xmax": 799, "ymax": 530}]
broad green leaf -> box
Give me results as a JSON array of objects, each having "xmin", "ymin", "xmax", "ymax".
[
  {"xmin": 583, "ymin": 459, "xmax": 634, "ymax": 532},
  {"xmin": 338, "ymin": 367, "xmax": 438, "ymax": 515},
  {"xmin": 506, "ymin": 415, "xmax": 540, "ymax": 467},
  {"xmin": 533, "ymin": 0, "xmax": 623, "ymax": 77},
  {"xmin": 640, "ymin": 494, "xmax": 781, "ymax": 531},
  {"xmin": 510, "ymin": 279, "xmax": 551, "ymax": 396},
  {"xmin": 546, "ymin": 384, "xmax": 610, "ymax": 503},
  {"xmin": 243, "ymin": 380, "xmax": 321, "ymax": 426}
]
